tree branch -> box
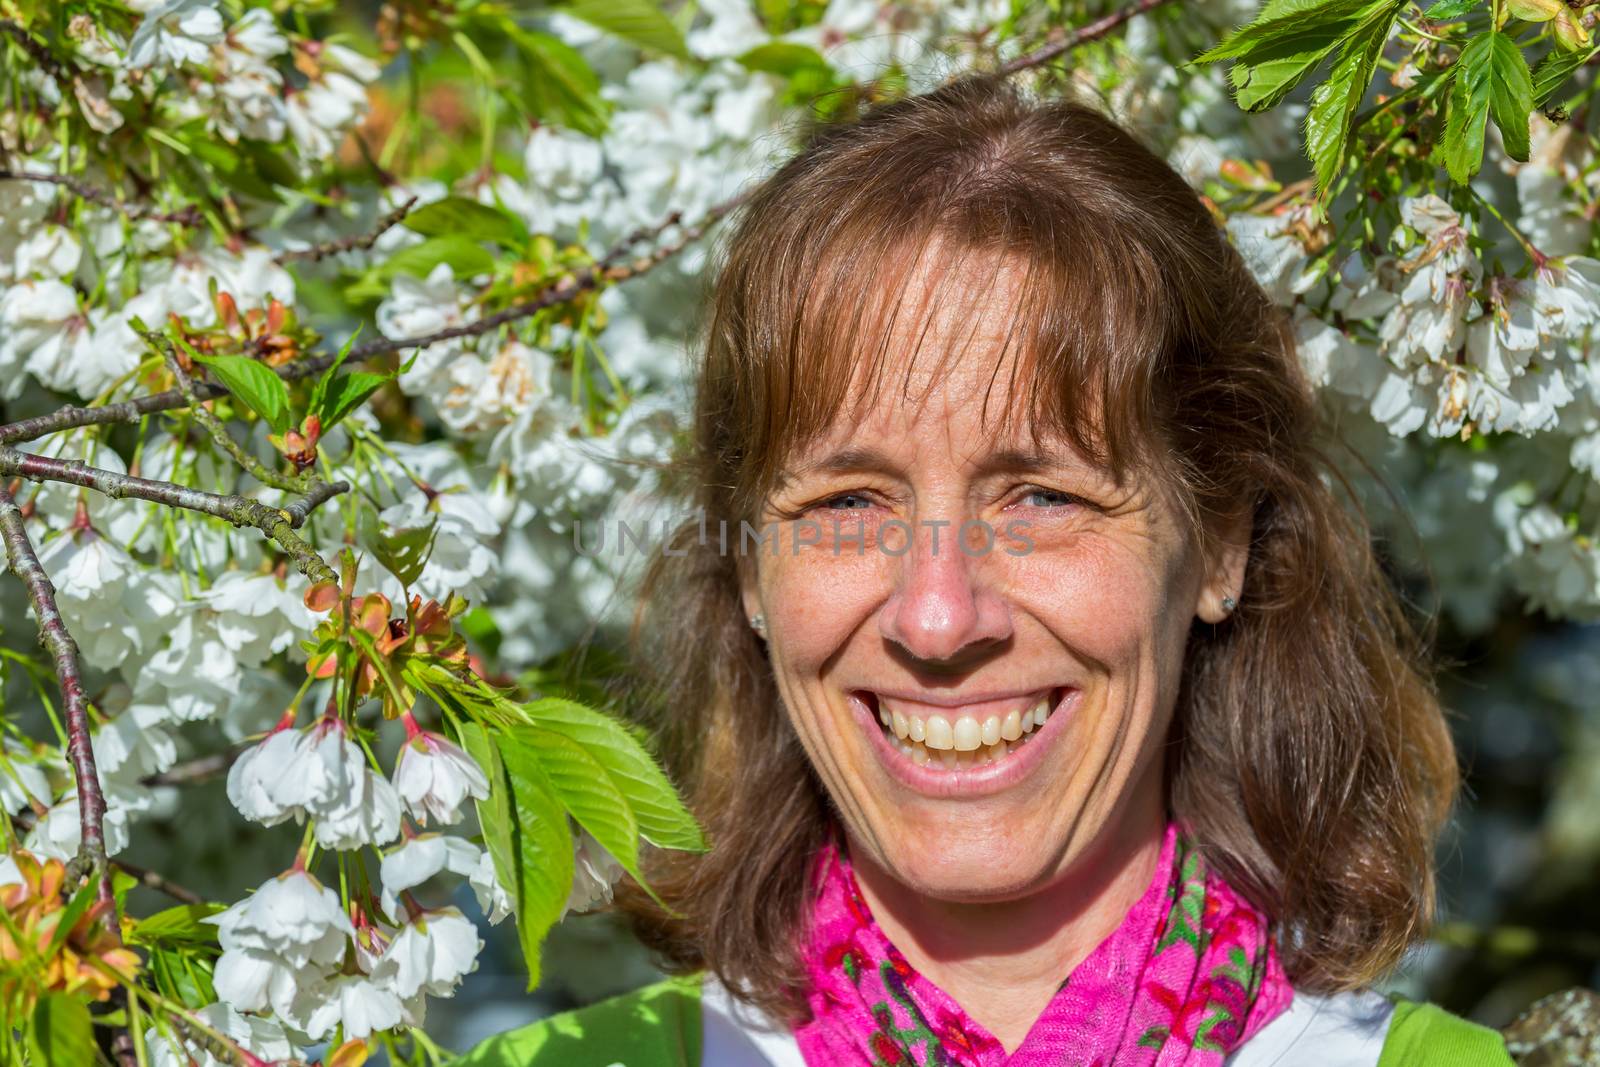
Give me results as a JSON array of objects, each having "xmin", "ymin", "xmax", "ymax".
[
  {"xmin": 0, "ymin": 446, "xmax": 337, "ymax": 586},
  {"xmin": 997, "ymin": 0, "xmax": 1179, "ymax": 76},
  {"xmin": 0, "ymin": 193, "xmax": 747, "ymax": 447},
  {"xmin": 283, "ymin": 479, "xmax": 350, "ymax": 528},
  {"xmin": 0, "ymin": 485, "xmax": 114, "ymax": 912},
  {"xmin": 0, "ymin": 169, "xmax": 202, "ymax": 226},
  {"xmin": 112, "ymin": 858, "xmax": 204, "ymax": 906},
  {"xmin": 140, "ymin": 749, "xmax": 242, "ymax": 788},
  {"xmin": 276, "ymin": 196, "xmax": 418, "ymax": 264}
]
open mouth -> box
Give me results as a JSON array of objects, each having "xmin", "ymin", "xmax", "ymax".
[{"xmin": 859, "ymin": 688, "xmax": 1064, "ymax": 771}]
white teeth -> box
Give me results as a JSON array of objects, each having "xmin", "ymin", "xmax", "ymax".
[
  {"xmin": 952, "ymin": 716, "xmax": 982, "ymax": 751},
  {"xmin": 873, "ymin": 693, "xmax": 1060, "ymax": 771}
]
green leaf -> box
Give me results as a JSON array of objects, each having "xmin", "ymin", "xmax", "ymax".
[
  {"xmin": 518, "ymin": 725, "xmax": 646, "ymax": 890},
  {"xmin": 1442, "ymin": 36, "xmax": 1494, "ymax": 182},
  {"xmin": 1422, "ymin": 0, "xmax": 1478, "ymax": 17},
  {"xmin": 1304, "ymin": 4, "xmax": 1398, "ymax": 193},
  {"xmin": 1230, "ymin": 38, "xmax": 1343, "ymax": 111},
  {"xmin": 461, "ymin": 723, "xmax": 573, "ymax": 991},
  {"xmin": 46, "ymin": 879, "xmax": 99, "ymax": 956},
  {"xmin": 511, "ymin": 29, "xmax": 609, "ymax": 137},
  {"xmin": 1486, "ymin": 32, "xmax": 1535, "ymax": 161},
  {"xmin": 558, "ymin": 0, "xmax": 688, "ymax": 59},
  {"xmin": 1195, "ymin": 0, "xmax": 1388, "ymax": 64},
  {"xmin": 309, "ymin": 327, "xmax": 363, "ymax": 422},
  {"xmin": 28, "ymin": 995, "xmax": 94, "ymax": 1067},
  {"xmin": 738, "ymin": 42, "xmax": 831, "ymax": 77},
  {"xmin": 368, "ymin": 515, "xmax": 437, "ymax": 589},
  {"xmin": 192, "ymin": 353, "xmax": 293, "ymax": 435},
  {"xmin": 522, "ymin": 697, "xmax": 705, "ymax": 853},
  {"xmin": 382, "ymin": 234, "xmax": 496, "ymax": 281},
  {"xmin": 1533, "ymin": 43, "xmax": 1600, "ymax": 105},
  {"xmin": 316, "ymin": 371, "xmax": 391, "ymax": 431},
  {"xmin": 403, "ymin": 196, "xmax": 527, "ymax": 247},
  {"xmin": 131, "ymin": 903, "xmax": 226, "ymax": 946}
]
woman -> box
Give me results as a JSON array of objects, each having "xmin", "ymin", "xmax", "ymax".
[{"xmin": 462, "ymin": 77, "xmax": 1514, "ymax": 1065}]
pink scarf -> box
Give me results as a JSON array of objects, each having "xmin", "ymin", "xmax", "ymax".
[{"xmin": 793, "ymin": 823, "xmax": 1292, "ymax": 1066}]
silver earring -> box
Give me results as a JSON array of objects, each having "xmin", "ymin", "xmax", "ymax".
[
  {"xmin": 1220, "ymin": 595, "xmax": 1238, "ymax": 615},
  {"xmin": 749, "ymin": 613, "xmax": 766, "ymax": 637}
]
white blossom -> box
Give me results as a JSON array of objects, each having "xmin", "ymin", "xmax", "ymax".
[
  {"xmin": 380, "ymin": 906, "xmax": 483, "ymax": 998},
  {"xmin": 393, "ymin": 727, "xmax": 490, "ymax": 826}
]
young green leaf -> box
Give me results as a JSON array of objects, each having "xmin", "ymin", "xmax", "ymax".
[
  {"xmin": 1422, "ymin": 0, "xmax": 1478, "ymax": 17},
  {"xmin": 1485, "ymin": 31, "xmax": 1534, "ymax": 162},
  {"xmin": 1533, "ymin": 43, "xmax": 1600, "ymax": 105},
  {"xmin": 1228, "ymin": 31, "xmax": 1346, "ymax": 111},
  {"xmin": 381, "ymin": 234, "xmax": 496, "ymax": 281},
  {"xmin": 1195, "ymin": 0, "xmax": 1387, "ymax": 64},
  {"xmin": 315, "ymin": 371, "xmax": 391, "ymax": 431},
  {"xmin": 522, "ymin": 697, "xmax": 706, "ymax": 852},
  {"xmin": 558, "ymin": 0, "xmax": 689, "ymax": 59},
  {"xmin": 309, "ymin": 326, "xmax": 363, "ymax": 419},
  {"xmin": 518, "ymin": 725, "xmax": 650, "ymax": 894},
  {"xmin": 404, "ymin": 196, "xmax": 528, "ymax": 247},
  {"xmin": 461, "ymin": 723, "xmax": 574, "ymax": 991},
  {"xmin": 510, "ymin": 29, "xmax": 610, "ymax": 137},
  {"xmin": 192, "ymin": 353, "xmax": 293, "ymax": 435},
  {"xmin": 738, "ymin": 42, "xmax": 831, "ymax": 77},
  {"xmin": 28, "ymin": 995, "xmax": 94, "ymax": 1067},
  {"xmin": 130, "ymin": 903, "xmax": 226, "ymax": 945},
  {"xmin": 1305, "ymin": 4, "xmax": 1399, "ymax": 194},
  {"xmin": 1441, "ymin": 34, "xmax": 1495, "ymax": 182}
]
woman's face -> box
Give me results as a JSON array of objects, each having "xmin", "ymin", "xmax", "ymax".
[{"xmin": 741, "ymin": 276, "xmax": 1242, "ymax": 905}]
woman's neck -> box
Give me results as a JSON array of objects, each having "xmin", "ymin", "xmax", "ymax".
[{"xmin": 846, "ymin": 785, "xmax": 1166, "ymax": 1054}]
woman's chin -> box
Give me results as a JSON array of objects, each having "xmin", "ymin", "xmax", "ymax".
[{"xmin": 860, "ymin": 822, "xmax": 1064, "ymax": 905}]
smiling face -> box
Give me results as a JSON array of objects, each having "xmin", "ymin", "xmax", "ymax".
[{"xmin": 739, "ymin": 262, "xmax": 1241, "ymax": 906}]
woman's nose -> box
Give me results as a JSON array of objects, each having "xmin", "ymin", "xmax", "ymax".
[{"xmin": 876, "ymin": 519, "xmax": 1012, "ymax": 665}]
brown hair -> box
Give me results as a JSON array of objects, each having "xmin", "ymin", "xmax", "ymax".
[{"xmin": 618, "ymin": 74, "xmax": 1459, "ymax": 1022}]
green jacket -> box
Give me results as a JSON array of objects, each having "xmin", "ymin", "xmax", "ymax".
[{"xmin": 454, "ymin": 975, "xmax": 1516, "ymax": 1066}]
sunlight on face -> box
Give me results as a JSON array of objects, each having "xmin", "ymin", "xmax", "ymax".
[{"xmin": 741, "ymin": 262, "xmax": 1217, "ymax": 904}]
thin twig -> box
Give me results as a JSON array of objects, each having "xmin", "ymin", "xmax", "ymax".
[
  {"xmin": 155, "ymin": 336, "xmax": 313, "ymax": 494},
  {"xmin": 139, "ymin": 749, "xmax": 242, "ymax": 788},
  {"xmin": 0, "ymin": 193, "xmax": 747, "ymax": 447},
  {"xmin": 112, "ymin": 858, "xmax": 204, "ymax": 906},
  {"xmin": 997, "ymin": 0, "xmax": 1179, "ymax": 76},
  {"xmin": 0, "ymin": 169, "xmax": 202, "ymax": 225},
  {"xmin": 0, "ymin": 447, "xmax": 337, "ymax": 586},
  {"xmin": 276, "ymin": 196, "xmax": 418, "ymax": 264},
  {"xmin": 0, "ymin": 485, "xmax": 115, "ymax": 912},
  {"xmin": 0, "ymin": 19, "xmax": 68, "ymax": 83},
  {"xmin": 283, "ymin": 479, "xmax": 350, "ymax": 528}
]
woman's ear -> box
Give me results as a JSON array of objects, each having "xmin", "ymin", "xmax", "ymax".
[
  {"xmin": 737, "ymin": 555, "xmax": 763, "ymax": 626},
  {"xmin": 1194, "ymin": 500, "xmax": 1253, "ymax": 624}
]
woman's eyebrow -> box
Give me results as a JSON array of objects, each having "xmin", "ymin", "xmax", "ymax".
[
  {"xmin": 791, "ymin": 445, "xmax": 903, "ymax": 478},
  {"xmin": 970, "ymin": 446, "xmax": 1073, "ymax": 476}
]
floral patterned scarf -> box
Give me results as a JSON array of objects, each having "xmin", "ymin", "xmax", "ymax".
[{"xmin": 792, "ymin": 822, "xmax": 1292, "ymax": 1066}]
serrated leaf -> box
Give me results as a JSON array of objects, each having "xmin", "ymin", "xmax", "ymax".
[
  {"xmin": 1533, "ymin": 43, "xmax": 1600, "ymax": 105},
  {"xmin": 522, "ymin": 697, "xmax": 705, "ymax": 853},
  {"xmin": 1442, "ymin": 35, "xmax": 1495, "ymax": 182},
  {"xmin": 29, "ymin": 995, "xmax": 94, "ymax": 1067},
  {"xmin": 316, "ymin": 371, "xmax": 391, "ymax": 431},
  {"xmin": 1195, "ymin": 0, "xmax": 1388, "ymax": 63},
  {"xmin": 1305, "ymin": 5, "xmax": 1398, "ymax": 193},
  {"xmin": 1230, "ymin": 39, "xmax": 1343, "ymax": 111},
  {"xmin": 558, "ymin": 0, "xmax": 688, "ymax": 59},
  {"xmin": 310, "ymin": 327, "xmax": 362, "ymax": 420},
  {"xmin": 131, "ymin": 903, "xmax": 226, "ymax": 946},
  {"xmin": 511, "ymin": 29, "xmax": 609, "ymax": 137},
  {"xmin": 462, "ymin": 723, "xmax": 573, "ymax": 991},
  {"xmin": 360, "ymin": 509, "xmax": 437, "ymax": 589},
  {"xmin": 1486, "ymin": 31, "xmax": 1535, "ymax": 161},
  {"xmin": 403, "ymin": 196, "xmax": 527, "ymax": 247},
  {"xmin": 383, "ymin": 234, "xmax": 495, "ymax": 282},
  {"xmin": 1423, "ymin": 0, "xmax": 1478, "ymax": 18},
  {"xmin": 738, "ymin": 42, "xmax": 831, "ymax": 76},
  {"xmin": 518, "ymin": 725, "xmax": 646, "ymax": 891},
  {"xmin": 193, "ymin": 353, "xmax": 293, "ymax": 434}
]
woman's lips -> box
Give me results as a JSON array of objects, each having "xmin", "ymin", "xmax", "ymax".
[{"xmin": 847, "ymin": 687, "xmax": 1075, "ymax": 798}]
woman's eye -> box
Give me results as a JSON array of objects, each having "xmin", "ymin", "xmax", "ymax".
[
  {"xmin": 1022, "ymin": 487, "xmax": 1078, "ymax": 508},
  {"xmin": 818, "ymin": 492, "xmax": 874, "ymax": 511}
]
